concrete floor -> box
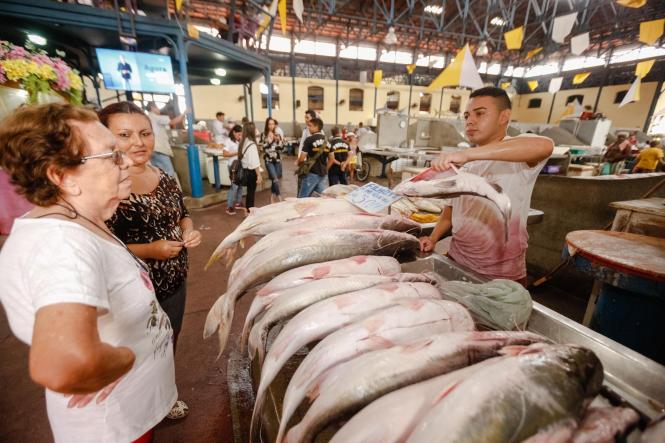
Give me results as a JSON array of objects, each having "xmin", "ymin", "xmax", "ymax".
[{"xmin": 0, "ymin": 157, "xmax": 586, "ymax": 442}]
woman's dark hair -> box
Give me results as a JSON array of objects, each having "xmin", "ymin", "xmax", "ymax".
[
  {"xmin": 0, "ymin": 103, "xmax": 98, "ymax": 206},
  {"xmin": 230, "ymin": 124, "xmax": 242, "ymax": 141},
  {"xmin": 239, "ymin": 121, "xmax": 257, "ymax": 156},
  {"xmin": 264, "ymin": 117, "xmax": 277, "ymax": 136},
  {"xmin": 98, "ymin": 101, "xmax": 149, "ymax": 128}
]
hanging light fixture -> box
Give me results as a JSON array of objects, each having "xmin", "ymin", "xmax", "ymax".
[
  {"xmin": 476, "ymin": 41, "xmax": 489, "ymax": 57},
  {"xmin": 384, "ymin": 26, "xmax": 398, "ymax": 45}
]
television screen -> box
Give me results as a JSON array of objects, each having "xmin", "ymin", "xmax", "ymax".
[{"xmin": 96, "ymin": 48, "xmax": 175, "ymax": 93}]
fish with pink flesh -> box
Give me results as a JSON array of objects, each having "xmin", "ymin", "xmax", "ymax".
[
  {"xmin": 205, "ymin": 197, "xmax": 365, "ymax": 269},
  {"xmin": 393, "ymin": 167, "xmax": 512, "ymax": 240},
  {"xmin": 242, "ymin": 256, "xmax": 402, "ymax": 349},
  {"xmin": 283, "ymin": 330, "xmax": 544, "ymax": 443},
  {"xmin": 277, "ymin": 298, "xmax": 475, "ymax": 442},
  {"xmin": 203, "ymin": 229, "xmax": 420, "ymax": 356},
  {"xmin": 226, "ymin": 213, "xmax": 418, "ymax": 280},
  {"xmin": 247, "ymin": 275, "xmax": 435, "ymax": 364},
  {"xmin": 330, "ymin": 357, "xmax": 506, "ymax": 443}
]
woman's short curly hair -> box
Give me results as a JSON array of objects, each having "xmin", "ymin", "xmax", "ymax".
[{"xmin": 0, "ymin": 103, "xmax": 98, "ymax": 206}]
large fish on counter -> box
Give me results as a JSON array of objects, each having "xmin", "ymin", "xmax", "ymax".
[
  {"xmin": 242, "ymin": 256, "xmax": 403, "ymax": 345},
  {"xmin": 250, "ymin": 288, "xmax": 467, "ymax": 441},
  {"xmin": 205, "ymin": 198, "xmax": 364, "ymax": 269},
  {"xmin": 278, "ymin": 299, "xmax": 476, "ymax": 442},
  {"xmin": 225, "ymin": 213, "xmax": 418, "ymax": 281},
  {"xmin": 393, "ymin": 168, "xmax": 511, "ymax": 239},
  {"xmin": 247, "ymin": 276, "xmax": 435, "ymax": 363},
  {"xmin": 405, "ymin": 345, "xmax": 603, "ymax": 443},
  {"xmin": 203, "ymin": 229, "xmax": 420, "ymax": 355},
  {"xmin": 283, "ymin": 330, "xmax": 545, "ymax": 443}
]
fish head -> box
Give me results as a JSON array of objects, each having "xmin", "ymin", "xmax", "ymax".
[{"xmin": 381, "ymin": 214, "xmax": 422, "ymax": 235}]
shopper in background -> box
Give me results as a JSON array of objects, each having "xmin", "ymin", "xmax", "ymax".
[
  {"xmin": 632, "ymin": 140, "xmax": 664, "ymax": 173},
  {"xmin": 328, "ymin": 126, "xmax": 350, "ymax": 186},
  {"xmin": 347, "ymin": 132, "xmax": 358, "ymax": 182},
  {"xmin": 239, "ymin": 122, "xmax": 263, "ymax": 209},
  {"xmin": 297, "ymin": 109, "xmax": 318, "ymax": 156},
  {"xmin": 601, "ymin": 131, "xmax": 632, "ymax": 175},
  {"xmin": 356, "ymin": 121, "xmax": 369, "ymax": 137},
  {"xmin": 0, "ymin": 103, "xmax": 176, "ymax": 442},
  {"xmin": 100, "ymin": 102, "xmax": 201, "ymax": 421},
  {"xmin": 261, "ymin": 117, "xmax": 284, "ymax": 203},
  {"xmin": 297, "ymin": 117, "xmax": 330, "ymax": 197},
  {"xmin": 212, "ymin": 111, "xmax": 229, "ymax": 145},
  {"xmin": 224, "ymin": 124, "xmax": 245, "ymax": 215},
  {"xmin": 146, "ymin": 102, "xmax": 187, "ymax": 180}
]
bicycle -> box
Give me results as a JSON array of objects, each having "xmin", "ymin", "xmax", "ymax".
[{"xmin": 354, "ymin": 150, "xmax": 371, "ymax": 182}]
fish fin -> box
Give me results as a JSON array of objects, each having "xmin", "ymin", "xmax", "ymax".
[
  {"xmin": 239, "ymin": 238, "xmax": 246, "ymax": 249},
  {"xmin": 363, "ymin": 334, "xmax": 394, "ymax": 348},
  {"xmin": 376, "ymin": 282, "xmax": 400, "ymax": 292},
  {"xmin": 352, "ymin": 256, "xmax": 369, "ymax": 264},
  {"xmin": 249, "ymin": 389, "xmax": 266, "ymax": 443},
  {"xmin": 432, "ymin": 381, "xmax": 461, "ymax": 404},
  {"xmin": 204, "ymin": 248, "xmax": 222, "ymax": 270},
  {"xmin": 203, "ymin": 293, "xmax": 235, "ymax": 359},
  {"xmin": 363, "ymin": 316, "xmax": 387, "ymax": 334},
  {"xmin": 399, "ymin": 298, "xmax": 426, "ymax": 310},
  {"xmin": 333, "ymin": 294, "xmax": 357, "ymax": 309},
  {"xmin": 499, "ymin": 345, "xmax": 531, "ymax": 356}
]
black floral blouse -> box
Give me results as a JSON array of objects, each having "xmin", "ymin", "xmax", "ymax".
[{"xmin": 107, "ymin": 169, "xmax": 189, "ymax": 302}]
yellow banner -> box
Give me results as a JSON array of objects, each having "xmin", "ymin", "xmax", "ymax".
[
  {"xmin": 526, "ymin": 47, "xmax": 543, "ymax": 60},
  {"xmin": 636, "ymin": 59, "xmax": 655, "ymax": 78},
  {"xmin": 187, "ymin": 24, "xmax": 200, "ymax": 39},
  {"xmin": 426, "ymin": 46, "xmax": 465, "ymax": 92},
  {"xmin": 278, "ymin": 0, "xmax": 287, "ymax": 34},
  {"xmin": 406, "ymin": 64, "xmax": 416, "ymax": 74},
  {"xmin": 373, "ymin": 70, "xmax": 383, "ymax": 87},
  {"xmin": 573, "ymin": 72, "xmax": 590, "ymax": 85},
  {"xmin": 504, "ymin": 26, "xmax": 523, "ymax": 50},
  {"xmin": 527, "ymin": 80, "xmax": 539, "ymax": 91},
  {"xmin": 500, "ymin": 82, "xmax": 511, "ymax": 90},
  {"xmin": 639, "ymin": 19, "xmax": 665, "ymax": 45},
  {"xmin": 616, "ymin": 0, "xmax": 646, "ymax": 7},
  {"xmin": 175, "ymin": 0, "xmax": 183, "ymax": 11}
]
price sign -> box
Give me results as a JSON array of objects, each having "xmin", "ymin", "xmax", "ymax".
[{"xmin": 345, "ymin": 182, "xmax": 401, "ymax": 213}]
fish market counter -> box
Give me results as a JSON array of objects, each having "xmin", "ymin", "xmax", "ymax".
[{"xmin": 248, "ymin": 253, "xmax": 665, "ymax": 442}]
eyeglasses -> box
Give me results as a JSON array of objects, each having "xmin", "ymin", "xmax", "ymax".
[{"xmin": 80, "ymin": 150, "xmax": 125, "ymax": 166}]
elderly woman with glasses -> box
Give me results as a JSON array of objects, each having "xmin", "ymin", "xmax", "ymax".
[
  {"xmin": 98, "ymin": 101, "xmax": 201, "ymax": 420},
  {"xmin": 0, "ymin": 103, "xmax": 176, "ymax": 442}
]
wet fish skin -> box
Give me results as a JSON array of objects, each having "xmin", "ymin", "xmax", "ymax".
[
  {"xmin": 278, "ymin": 298, "xmax": 475, "ymax": 443},
  {"xmin": 205, "ymin": 198, "xmax": 363, "ymax": 269},
  {"xmin": 247, "ymin": 274, "xmax": 435, "ymax": 364},
  {"xmin": 406, "ymin": 345, "xmax": 604, "ymax": 443},
  {"xmin": 284, "ymin": 330, "xmax": 545, "ymax": 443},
  {"xmin": 203, "ymin": 229, "xmax": 420, "ymax": 355}
]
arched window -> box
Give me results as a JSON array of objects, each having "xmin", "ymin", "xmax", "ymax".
[
  {"xmin": 386, "ymin": 91, "xmax": 400, "ymax": 110},
  {"xmin": 308, "ymin": 86, "xmax": 324, "ymax": 110},
  {"xmin": 566, "ymin": 94, "xmax": 584, "ymax": 105},
  {"xmin": 449, "ymin": 95, "xmax": 461, "ymax": 113},
  {"xmin": 349, "ymin": 88, "xmax": 364, "ymax": 111},
  {"xmin": 260, "ymin": 84, "xmax": 279, "ymax": 109},
  {"xmin": 419, "ymin": 93, "xmax": 432, "ymax": 112},
  {"xmin": 528, "ymin": 98, "xmax": 542, "ymax": 109},
  {"xmin": 614, "ymin": 91, "xmax": 628, "ymax": 104}
]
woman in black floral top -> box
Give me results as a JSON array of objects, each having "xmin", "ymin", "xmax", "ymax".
[
  {"xmin": 260, "ymin": 117, "xmax": 283, "ymax": 203},
  {"xmin": 100, "ymin": 102, "xmax": 201, "ymax": 420}
]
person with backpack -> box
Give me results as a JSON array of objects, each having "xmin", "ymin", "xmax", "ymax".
[
  {"xmin": 224, "ymin": 125, "xmax": 245, "ymax": 215},
  {"xmin": 297, "ymin": 117, "xmax": 330, "ymax": 197},
  {"xmin": 238, "ymin": 122, "xmax": 263, "ymax": 209}
]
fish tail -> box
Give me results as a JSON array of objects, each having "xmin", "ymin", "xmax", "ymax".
[
  {"xmin": 249, "ymin": 389, "xmax": 265, "ymax": 443},
  {"xmin": 203, "ymin": 293, "xmax": 235, "ymax": 358},
  {"xmin": 240, "ymin": 320, "xmax": 251, "ymax": 354}
]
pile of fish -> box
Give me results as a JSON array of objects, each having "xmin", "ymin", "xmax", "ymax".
[{"xmin": 204, "ymin": 193, "xmax": 642, "ymax": 443}]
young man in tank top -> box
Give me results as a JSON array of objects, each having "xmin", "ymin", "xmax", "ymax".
[{"xmin": 419, "ymin": 87, "xmax": 554, "ymax": 285}]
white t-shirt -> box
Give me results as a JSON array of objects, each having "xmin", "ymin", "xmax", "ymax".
[
  {"xmin": 148, "ymin": 112, "xmax": 174, "ymax": 157},
  {"xmin": 212, "ymin": 119, "xmax": 228, "ymax": 144},
  {"xmin": 0, "ymin": 218, "xmax": 176, "ymax": 442},
  {"xmin": 447, "ymin": 134, "xmax": 551, "ymax": 281},
  {"xmin": 224, "ymin": 138, "xmax": 239, "ymax": 156},
  {"xmin": 240, "ymin": 139, "xmax": 260, "ymax": 170}
]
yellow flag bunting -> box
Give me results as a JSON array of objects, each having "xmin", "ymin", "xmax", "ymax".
[
  {"xmin": 504, "ymin": 26, "xmax": 524, "ymax": 50},
  {"xmin": 278, "ymin": 0, "xmax": 287, "ymax": 34},
  {"xmin": 527, "ymin": 80, "xmax": 539, "ymax": 91},
  {"xmin": 501, "ymin": 82, "xmax": 511, "ymax": 90},
  {"xmin": 639, "ymin": 19, "xmax": 665, "ymax": 45},
  {"xmin": 573, "ymin": 72, "xmax": 590, "ymax": 85},
  {"xmin": 406, "ymin": 64, "xmax": 416, "ymax": 74},
  {"xmin": 616, "ymin": 0, "xmax": 646, "ymax": 8},
  {"xmin": 526, "ymin": 47, "xmax": 543, "ymax": 60},
  {"xmin": 636, "ymin": 59, "xmax": 655, "ymax": 78},
  {"xmin": 373, "ymin": 70, "xmax": 383, "ymax": 87}
]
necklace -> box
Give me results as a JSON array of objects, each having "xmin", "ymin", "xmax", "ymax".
[{"xmin": 36, "ymin": 201, "xmax": 150, "ymax": 274}]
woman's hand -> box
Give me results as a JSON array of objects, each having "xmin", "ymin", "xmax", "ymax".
[
  {"xmin": 151, "ymin": 239, "xmax": 184, "ymax": 260},
  {"xmin": 65, "ymin": 376, "xmax": 124, "ymax": 408},
  {"xmin": 182, "ymin": 230, "xmax": 202, "ymax": 249},
  {"xmin": 419, "ymin": 236, "xmax": 435, "ymax": 252},
  {"xmin": 256, "ymin": 173, "xmax": 263, "ymax": 185}
]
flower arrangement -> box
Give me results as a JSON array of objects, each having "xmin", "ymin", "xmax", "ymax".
[{"xmin": 0, "ymin": 41, "xmax": 84, "ymax": 105}]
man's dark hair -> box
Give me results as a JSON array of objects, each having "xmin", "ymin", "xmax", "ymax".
[
  {"xmin": 216, "ymin": 112, "xmax": 225, "ymax": 118},
  {"xmin": 331, "ymin": 127, "xmax": 340, "ymax": 137},
  {"xmin": 309, "ymin": 117, "xmax": 323, "ymax": 131},
  {"xmin": 469, "ymin": 87, "xmax": 512, "ymax": 110},
  {"xmin": 358, "ymin": 122, "xmax": 363, "ymax": 127},
  {"xmin": 305, "ymin": 109, "xmax": 317, "ymax": 120}
]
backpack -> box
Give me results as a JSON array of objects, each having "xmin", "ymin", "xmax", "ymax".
[{"xmin": 230, "ymin": 142, "xmax": 254, "ymax": 186}]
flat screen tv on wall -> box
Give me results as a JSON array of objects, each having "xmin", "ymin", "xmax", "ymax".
[{"xmin": 96, "ymin": 48, "xmax": 175, "ymax": 93}]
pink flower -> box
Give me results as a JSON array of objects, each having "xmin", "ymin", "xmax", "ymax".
[
  {"xmin": 32, "ymin": 54, "xmax": 54, "ymax": 67},
  {"xmin": 7, "ymin": 46, "xmax": 27, "ymax": 60}
]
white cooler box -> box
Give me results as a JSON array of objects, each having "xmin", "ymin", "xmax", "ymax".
[{"xmin": 206, "ymin": 155, "xmax": 232, "ymax": 186}]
